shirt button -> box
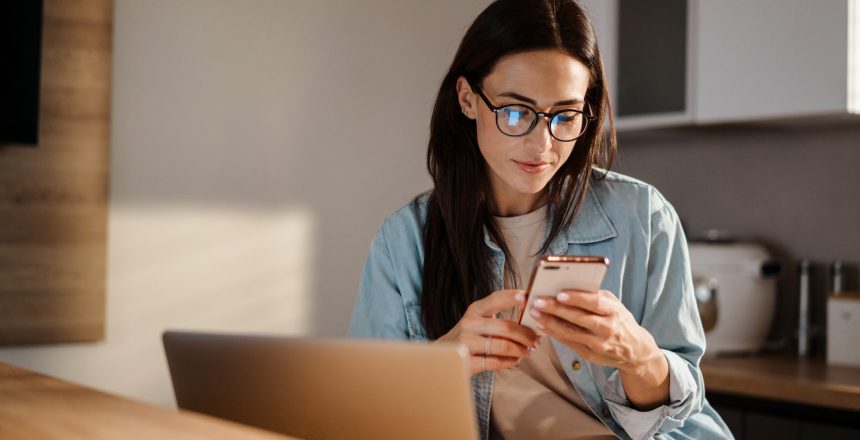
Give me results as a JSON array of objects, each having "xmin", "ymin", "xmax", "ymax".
[
  {"xmin": 602, "ymin": 408, "xmax": 610, "ymax": 417},
  {"xmin": 571, "ymin": 361, "xmax": 581, "ymax": 371}
]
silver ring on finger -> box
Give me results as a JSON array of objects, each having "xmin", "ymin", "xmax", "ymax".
[
  {"xmin": 481, "ymin": 354, "xmax": 486, "ymax": 373},
  {"xmin": 484, "ymin": 335, "xmax": 492, "ymax": 357}
]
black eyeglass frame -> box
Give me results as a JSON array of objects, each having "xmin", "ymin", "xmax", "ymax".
[{"xmin": 467, "ymin": 79, "xmax": 596, "ymax": 142}]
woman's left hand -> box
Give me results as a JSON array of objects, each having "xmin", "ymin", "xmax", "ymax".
[{"xmin": 530, "ymin": 289, "xmax": 670, "ymax": 409}]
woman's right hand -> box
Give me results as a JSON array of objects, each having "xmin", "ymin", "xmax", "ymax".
[{"xmin": 435, "ymin": 289, "xmax": 541, "ymax": 375}]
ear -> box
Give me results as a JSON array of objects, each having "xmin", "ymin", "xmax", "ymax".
[{"xmin": 455, "ymin": 76, "xmax": 478, "ymax": 120}]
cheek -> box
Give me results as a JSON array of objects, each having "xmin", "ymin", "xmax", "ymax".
[
  {"xmin": 475, "ymin": 116, "xmax": 499, "ymax": 145},
  {"xmin": 555, "ymin": 142, "xmax": 576, "ymax": 166},
  {"xmin": 476, "ymin": 118, "xmax": 513, "ymax": 163}
]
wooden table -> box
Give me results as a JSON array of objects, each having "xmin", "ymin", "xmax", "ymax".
[
  {"xmin": 701, "ymin": 356, "xmax": 860, "ymax": 412},
  {"xmin": 0, "ymin": 363, "xmax": 301, "ymax": 439}
]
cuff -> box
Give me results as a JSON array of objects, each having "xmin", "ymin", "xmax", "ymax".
[{"xmin": 602, "ymin": 350, "xmax": 701, "ymax": 440}]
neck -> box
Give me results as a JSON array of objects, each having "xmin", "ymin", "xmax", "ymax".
[{"xmin": 489, "ymin": 187, "xmax": 547, "ymax": 217}]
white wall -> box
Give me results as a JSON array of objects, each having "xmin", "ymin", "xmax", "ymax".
[{"xmin": 0, "ymin": 0, "xmax": 490, "ymax": 407}]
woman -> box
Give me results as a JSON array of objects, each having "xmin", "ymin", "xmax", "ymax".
[{"xmin": 349, "ymin": 1, "xmax": 732, "ymax": 439}]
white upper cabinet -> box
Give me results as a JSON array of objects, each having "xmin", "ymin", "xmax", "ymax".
[{"xmin": 579, "ymin": 0, "xmax": 860, "ymax": 129}]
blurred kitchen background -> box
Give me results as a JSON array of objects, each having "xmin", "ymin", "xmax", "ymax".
[{"xmin": 1, "ymin": 0, "xmax": 858, "ymax": 438}]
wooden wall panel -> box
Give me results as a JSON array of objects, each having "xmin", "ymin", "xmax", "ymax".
[{"xmin": 0, "ymin": 0, "xmax": 112, "ymax": 344}]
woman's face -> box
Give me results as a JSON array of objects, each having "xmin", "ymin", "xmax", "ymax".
[{"xmin": 457, "ymin": 50, "xmax": 591, "ymax": 212}]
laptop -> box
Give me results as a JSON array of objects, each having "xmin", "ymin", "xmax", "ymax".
[{"xmin": 163, "ymin": 331, "xmax": 478, "ymax": 440}]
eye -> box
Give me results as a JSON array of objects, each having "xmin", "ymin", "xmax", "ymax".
[
  {"xmin": 553, "ymin": 112, "xmax": 581, "ymax": 126},
  {"xmin": 498, "ymin": 105, "xmax": 533, "ymax": 127}
]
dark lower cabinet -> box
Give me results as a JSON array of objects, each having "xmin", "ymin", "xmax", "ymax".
[
  {"xmin": 709, "ymin": 393, "xmax": 860, "ymax": 440},
  {"xmin": 746, "ymin": 413, "xmax": 800, "ymax": 440},
  {"xmin": 800, "ymin": 422, "xmax": 860, "ymax": 440},
  {"xmin": 713, "ymin": 405, "xmax": 743, "ymax": 437}
]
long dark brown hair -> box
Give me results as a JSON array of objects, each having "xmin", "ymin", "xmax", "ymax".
[{"xmin": 420, "ymin": 0, "xmax": 616, "ymax": 339}]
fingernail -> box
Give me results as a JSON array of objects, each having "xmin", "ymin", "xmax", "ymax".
[
  {"xmin": 515, "ymin": 291, "xmax": 525, "ymax": 302},
  {"xmin": 530, "ymin": 309, "xmax": 541, "ymax": 318},
  {"xmin": 557, "ymin": 292, "xmax": 570, "ymax": 302},
  {"xmin": 534, "ymin": 298, "xmax": 547, "ymax": 308}
]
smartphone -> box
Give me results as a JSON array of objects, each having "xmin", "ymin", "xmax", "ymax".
[{"xmin": 516, "ymin": 256, "xmax": 610, "ymax": 334}]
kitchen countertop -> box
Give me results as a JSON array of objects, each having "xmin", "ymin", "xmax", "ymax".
[{"xmin": 701, "ymin": 355, "xmax": 860, "ymax": 412}]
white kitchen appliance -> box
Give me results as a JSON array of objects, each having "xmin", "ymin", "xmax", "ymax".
[
  {"xmin": 827, "ymin": 293, "xmax": 860, "ymax": 367},
  {"xmin": 688, "ymin": 241, "xmax": 779, "ymax": 356}
]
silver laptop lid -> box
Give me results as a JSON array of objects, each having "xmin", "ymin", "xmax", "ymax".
[{"xmin": 163, "ymin": 331, "xmax": 478, "ymax": 440}]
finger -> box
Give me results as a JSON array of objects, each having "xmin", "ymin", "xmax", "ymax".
[
  {"xmin": 532, "ymin": 297, "xmax": 609, "ymax": 336},
  {"xmin": 467, "ymin": 289, "xmax": 526, "ymax": 318},
  {"xmin": 469, "ymin": 355, "xmax": 520, "ymax": 375},
  {"xmin": 464, "ymin": 316, "xmax": 540, "ymax": 348},
  {"xmin": 533, "ymin": 311, "xmax": 606, "ymax": 350},
  {"xmin": 463, "ymin": 332, "xmax": 531, "ymax": 358},
  {"xmin": 556, "ymin": 289, "xmax": 617, "ymax": 316}
]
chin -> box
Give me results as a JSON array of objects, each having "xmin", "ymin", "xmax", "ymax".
[{"xmin": 513, "ymin": 178, "xmax": 551, "ymax": 195}]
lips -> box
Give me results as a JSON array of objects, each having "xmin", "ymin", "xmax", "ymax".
[{"xmin": 514, "ymin": 160, "xmax": 550, "ymax": 174}]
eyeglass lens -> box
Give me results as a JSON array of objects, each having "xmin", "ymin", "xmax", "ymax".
[{"xmin": 497, "ymin": 105, "xmax": 586, "ymax": 141}]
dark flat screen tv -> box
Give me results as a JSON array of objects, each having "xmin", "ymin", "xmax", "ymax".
[{"xmin": 1, "ymin": 1, "xmax": 43, "ymax": 146}]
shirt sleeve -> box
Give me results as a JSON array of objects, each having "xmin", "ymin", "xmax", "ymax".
[
  {"xmin": 347, "ymin": 223, "xmax": 410, "ymax": 339},
  {"xmin": 601, "ymin": 195, "xmax": 706, "ymax": 440}
]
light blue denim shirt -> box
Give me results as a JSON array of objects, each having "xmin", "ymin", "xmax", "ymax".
[{"xmin": 348, "ymin": 169, "xmax": 733, "ymax": 440}]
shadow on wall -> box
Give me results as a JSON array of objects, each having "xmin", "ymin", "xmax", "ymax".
[{"xmin": 106, "ymin": 0, "xmax": 487, "ymax": 339}]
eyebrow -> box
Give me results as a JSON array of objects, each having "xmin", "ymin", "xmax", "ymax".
[{"xmin": 498, "ymin": 91, "xmax": 584, "ymax": 107}]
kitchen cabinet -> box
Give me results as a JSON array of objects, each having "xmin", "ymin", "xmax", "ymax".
[
  {"xmin": 711, "ymin": 400, "xmax": 860, "ymax": 440},
  {"xmin": 745, "ymin": 413, "xmax": 801, "ymax": 440},
  {"xmin": 579, "ymin": 0, "xmax": 860, "ymax": 130}
]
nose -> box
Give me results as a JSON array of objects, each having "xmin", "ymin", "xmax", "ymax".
[{"xmin": 523, "ymin": 115, "xmax": 553, "ymax": 154}]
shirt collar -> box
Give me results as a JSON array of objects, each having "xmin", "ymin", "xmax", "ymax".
[{"xmin": 548, "ymin": 187, "xmax": 617, "ymax": 254}]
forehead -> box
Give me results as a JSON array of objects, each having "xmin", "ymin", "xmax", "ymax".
[{"xmin": 482, "ymin": 49, "xmax": 591, "ymax": 101}]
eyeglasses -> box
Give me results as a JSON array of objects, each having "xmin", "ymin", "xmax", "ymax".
[{"xmin": 468, "ymin": 79, "xmax": 594, "ymax": 142}]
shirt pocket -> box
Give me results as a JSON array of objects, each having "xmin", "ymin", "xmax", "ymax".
[{"xmin": 404, "ymin": 302, "xmax": 428, "ymax": 340}]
